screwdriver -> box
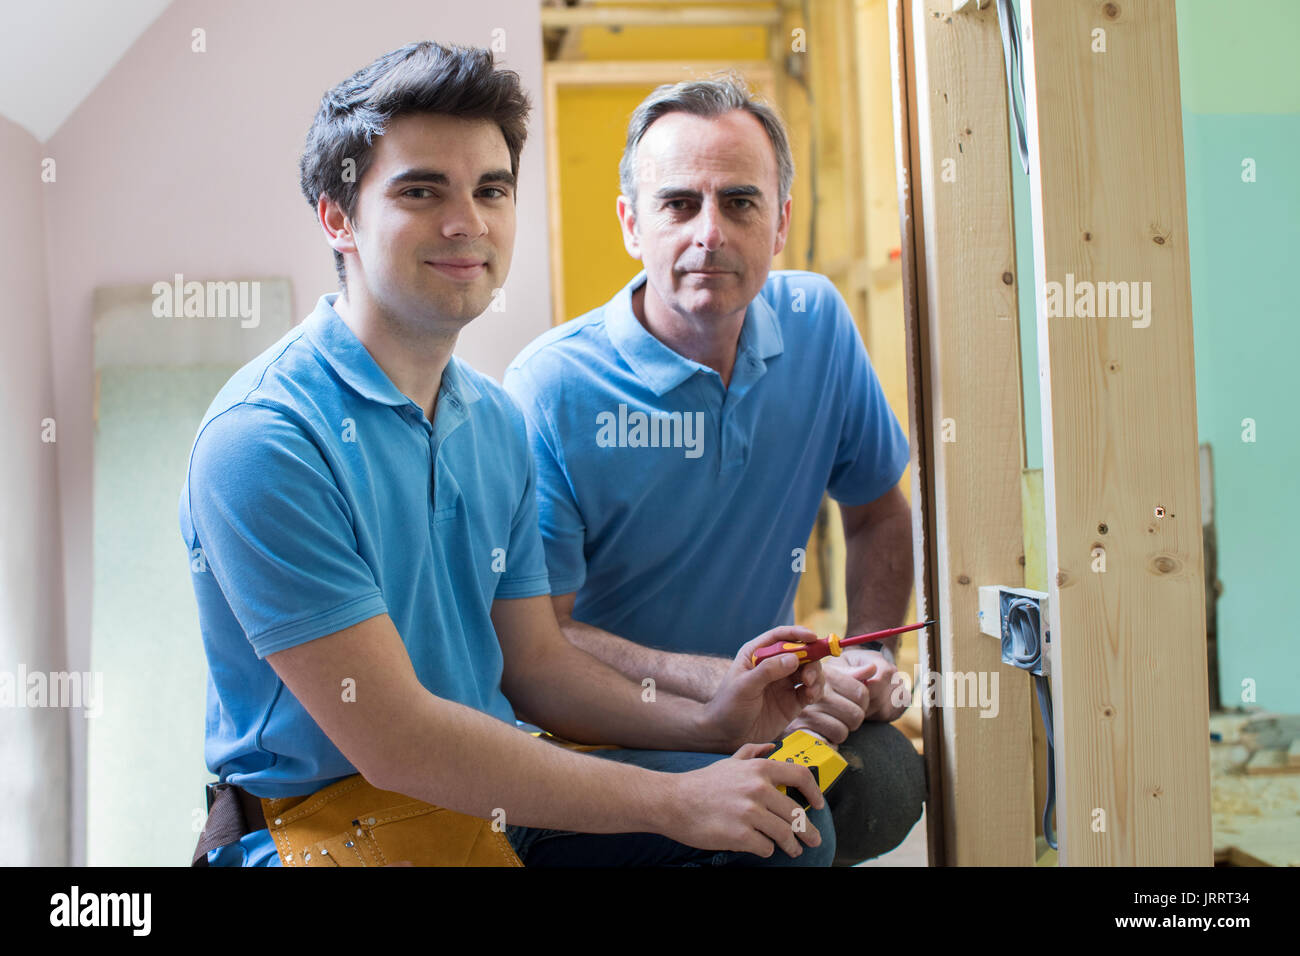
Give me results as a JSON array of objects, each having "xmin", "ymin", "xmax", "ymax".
[{"xmin": 750, "ymin": 620, "xmax": 937, "ymax": 667}]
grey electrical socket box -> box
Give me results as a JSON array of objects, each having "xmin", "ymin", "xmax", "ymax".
[{"xmin": 977, "ymin": 585, "xmax": 1051, "ymax": 677}]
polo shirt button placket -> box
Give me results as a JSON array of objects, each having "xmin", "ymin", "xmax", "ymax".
[
  {"xmin": 409, "ymin": 405, "xmax": 434, "ymax": 521},
  {"xmin": 720, "ymin": 357, "xmax": 759, "ymax": 470},
  {"xmin": 429, "ymin": 431, "xmax": 438, "ymax": 520}
]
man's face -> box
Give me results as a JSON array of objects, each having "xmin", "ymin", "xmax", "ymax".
[
  {"xmin": 617, "ymin": 109, "xmax": 790, "ymax": 325},
  {"xmin": 330, "ymin": 112, "xmax": 516, "ymax": 333}
]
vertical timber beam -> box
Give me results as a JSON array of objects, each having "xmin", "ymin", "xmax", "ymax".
[
  {"xmin": 860, "ymin": 0, "xmax": 910, "ymax": 419},
  {"xmin": 895, "ymin": 0, "xmax": 1036, "ymax": 864},
  {"xmin": 1022, "ymin": 0, "xmax": 1211, "ymax": 866},
  {"xmin": 889, "ymin": 0, "xmax": 946, "ymax": 865}
]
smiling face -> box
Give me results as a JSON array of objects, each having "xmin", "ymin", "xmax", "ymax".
[
  {"xmin": 617, "ymin": 109, "xmax": 791, "ymax": 328},
  {"xmin": 326, "ymin": 112, "xmax": 517, "ymax": 336}
]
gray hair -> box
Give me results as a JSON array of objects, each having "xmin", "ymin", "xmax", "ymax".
[{"xmin": 618, "ymin": 73, "xmax": 794, "ymax": 213}]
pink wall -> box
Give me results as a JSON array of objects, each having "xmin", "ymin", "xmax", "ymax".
[
  {"xmin": 40, "ymin": 0, "xmax": 551, "ymax": 864},
  {"xmin": 1, "ymin": 112, "xmax": 69, "ymax": 865}
]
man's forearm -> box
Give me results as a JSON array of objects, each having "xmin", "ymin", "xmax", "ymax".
[
  {"xmin": 379, "ymin": 689, "xmax": 679, "ymax": 835},
  {"xmin": 558, "ymin": 616, "xmax": 731, "ymax": 702},
  {"xmin": 843, "ymin": 499, "xmax": 914, "ymax": 662},
  {"xmin": 505, "ymin": 631, "xmax": 732, "ymax": 751},
  {"xmin": 268, "ymin": 615, "xmax": 683, "ymax": 838}
]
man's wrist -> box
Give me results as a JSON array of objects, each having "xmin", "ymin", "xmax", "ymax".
[
  {"xmin": 842, "ymin": 643, "xmax": 893, "ymax": 667},
  {"xmin": 845, "ymin": 624, "xmax": 898, "ymax": 656},
  {"xmin": 669, "ymin": 650, "xmax": 732, "ymax": 702},
  {"xmin": 690, "ymin": 697, "xmax": 737, "ymax": 753},
  {"xmin": 640, "ymin": 768, "xmax": 683, "ymax": 838}
]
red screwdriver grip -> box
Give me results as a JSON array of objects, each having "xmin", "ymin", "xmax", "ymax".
[{"xmin": 750, "ymin": 638, "xmax": 832, "ymax": 667}]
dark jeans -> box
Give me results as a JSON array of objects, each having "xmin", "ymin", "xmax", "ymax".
[
  {"xmin": 506, "ymin": 747, "xmax": 837, "ymax": 867},
  {"xmin": 827, "ymin": 721, "xmax": 927, "ymax": 865}
]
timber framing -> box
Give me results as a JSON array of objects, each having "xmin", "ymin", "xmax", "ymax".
[
  {"xmin": 892, "ymin": 0, "xmax": 1036, "ymax": 865},
  {"xmin": 1022, "ymin": 0, "xmax": 1211, "ymax": 865}
]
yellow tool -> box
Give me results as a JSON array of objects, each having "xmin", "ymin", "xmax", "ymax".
[
  {"xmin": 766, "ymin": 730, "xmax": 847, "ymax": 808},
  {"xmin": 529, "ymin": 729, "xmax": 618, "ymax": 752}
]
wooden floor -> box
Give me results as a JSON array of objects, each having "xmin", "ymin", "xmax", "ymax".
[
  {"xmin": 858, "ymin": 712, "xmax": 1300, "ymax": 867},
  {"xmin": 1210, "ymin": 712, "xmax": 1300, "ymax": 867}
]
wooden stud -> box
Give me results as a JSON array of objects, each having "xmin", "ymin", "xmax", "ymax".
[
  {"xmin": 542, "ymin": 68, "xmax": 566, "ymax": 327},
  {"xmin": 857, "ymin": 0, "xmax": 910, "ymax": 422},
  {"xmin": 1022, "ymin": 0, "xmax": 1211, "ymax": 865},
  {"xmin": 540, "ymin": 5, "xmax": 782, "ymax": 30},
  {"xmin": 836, "ymin": 0, "xmax": 867, "ymax": 320},
  {"xmin": 889, "ymin": 0, "xmax": 946, "ymax": 866},
  {"xmin": 776, "ymin": 0, "xmax": 810, "ymax": 276},
  {"xmin": 544, "ymin": 59, "xmax": 774, "ymax": 87},
  {"xmin": 894, "ymin": 0, "xmax": 1036, "ymax": 865}
]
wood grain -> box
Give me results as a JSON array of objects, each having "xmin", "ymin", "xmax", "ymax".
[
  {"xmin": 896, "ymin": 0, "xmax": 1036, "ymax": 864},
  {"xmin": 1022, "ymin": 0, "xmax": 1212, "ymax": 865}
]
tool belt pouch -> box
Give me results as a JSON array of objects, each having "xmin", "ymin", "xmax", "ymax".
[{"xmin": 260, "ymin": 774, "xmax": 521, "ymax": 867}]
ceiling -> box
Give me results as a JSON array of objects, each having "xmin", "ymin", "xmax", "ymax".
[{"xmin": 0, "ymin": 0, "xmax": 173, "ymax": 142}]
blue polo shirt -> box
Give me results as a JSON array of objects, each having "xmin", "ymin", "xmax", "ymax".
[
  {"xmin": 503, "ymin": 270, "xmax": 909, "ymax": 657},
  {"xmin": 179, "ymin": 292, "xmax": 550, "ymax": 805}
]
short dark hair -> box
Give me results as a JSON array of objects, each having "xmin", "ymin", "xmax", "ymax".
[{"xmin": 299, "ymin": 41, "xmax": 531, "ymax": 289}]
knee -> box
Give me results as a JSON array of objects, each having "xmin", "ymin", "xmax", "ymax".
[{"xmin": 827, "ymin": 723, "xmax": 926, "ymax": 865}]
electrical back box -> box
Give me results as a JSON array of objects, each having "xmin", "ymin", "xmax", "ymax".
[{"xmin": 977, "ymin": 585, "xmax": 1051, "ymax": 676}]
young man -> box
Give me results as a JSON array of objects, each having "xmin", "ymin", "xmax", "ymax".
[
  {"xmin": 180, "ymin": 42, "xmax": 836, "ymax": 867},
  {"xmin": 504, "ymin": 76, "xmax": 926, "ymax": 865}
]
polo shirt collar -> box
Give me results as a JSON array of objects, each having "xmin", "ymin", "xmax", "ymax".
[
  {"xmin": 438, "ymin": 352, "xmax": 482, "ymax": 407},
  {"xmin": 605, "ymin": 272, "xmax": 785, "ymax": 396},
  {"xmin": 304, "ymin": 293, "xmax": 481, "ymax": 409},
  {"xmin": 737, "ymin": 286, "xmax": 784, "ymax": 364}
]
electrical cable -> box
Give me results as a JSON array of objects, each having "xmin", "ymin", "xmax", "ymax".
[
  {"xmin": 1005, "ymin": 596, "xmax": 1057, "ymax": 850},
  {"xmin": 995, "ymin": 0, "xmax": 1031, "ymax": 175}
]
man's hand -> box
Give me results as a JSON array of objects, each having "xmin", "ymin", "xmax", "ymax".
[
  {"xmin": 701, "ymin": 626, "xmax": 825, "ymax": 751},
  {"xmin": 847, "ymin": 647, "xmax": 910, "ymax": 722},
  {"xmin": 785, "ymin": 647, "xmax": 912, "ymax": 744},
  {"xmin": 784, "ymin": 655, "xmax": 875, "ymax": 745},
  {"xmin": 660, "ymin": 742, "xmax": 825, "ymax": 858}
]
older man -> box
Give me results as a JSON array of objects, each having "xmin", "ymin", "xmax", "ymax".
[{"xmin": 504, "ymin": 75, "xmax": 925, "ymax": 864}]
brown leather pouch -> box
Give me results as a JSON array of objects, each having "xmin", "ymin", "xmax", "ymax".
[{"xmin": 258, "ymin": 774, "xmax": 521, "ymax": 867}]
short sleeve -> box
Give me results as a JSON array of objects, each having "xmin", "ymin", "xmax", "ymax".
[
  {"xmin": 502, "ymin": 364, "xmax": 588, "ymax": 595},
  {"xmin": 493, "ymin": 399, "xmax": 556, "ymax": 600},
  {"xmin": 823, "ymin": 286, "xmax": 912, "ymax": 506},
  {"xmin": 182, "ymin": 402, "xmax": 388, "ymax": 658}
]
